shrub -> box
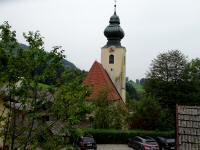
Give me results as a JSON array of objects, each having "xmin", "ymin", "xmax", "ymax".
[
  {"xmin": 83, "ymin": 129, "xmax": 175, "ymax": 144},
  {"xmin": 129, "ymin": 96, "xmax": 162, "ymax": 130},
  {"xmin": 94, "ymin": 90, "xmax": 128, "ymax": 129}
]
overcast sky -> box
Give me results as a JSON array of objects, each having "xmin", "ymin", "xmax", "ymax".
[{"xmin": 1, "ymin": 0, "xmax": 200, "ymax": 80}]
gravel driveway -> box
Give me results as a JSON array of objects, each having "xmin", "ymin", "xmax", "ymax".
[{"xmin": 97, "ymin": 144, "xmax": 133, "ymax": 150}]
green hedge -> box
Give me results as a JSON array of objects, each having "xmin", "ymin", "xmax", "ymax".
[{"xmin": 83, "ymin": 129, "xmax": 175, "ymax": 144}]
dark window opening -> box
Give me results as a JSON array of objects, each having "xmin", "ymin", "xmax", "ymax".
[{"xmin": 109, "ymin": 54, "xmax": 114, "ymax": 64}]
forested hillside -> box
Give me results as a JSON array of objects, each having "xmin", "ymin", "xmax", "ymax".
[{"xmin": 20, "ymin": 43, "xmax": 77, "ymax": 70}]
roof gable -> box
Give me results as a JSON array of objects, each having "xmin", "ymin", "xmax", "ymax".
[{"xmin": 83, "ymin": 61, "xmax": 122, "ymax": 102}]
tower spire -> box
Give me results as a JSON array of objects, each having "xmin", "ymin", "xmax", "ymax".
[
  {"xmin": 114, "ymin": 0, "xmax": 117, "ymax": 14},
  {"xmin": 104, "ymin": 0, "xmax": 124, "ymax": 47}
]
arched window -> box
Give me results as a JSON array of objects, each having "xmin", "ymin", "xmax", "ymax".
[{"xmin": 109, "ymin": 54, "xmax": 114, "ymax": 64}]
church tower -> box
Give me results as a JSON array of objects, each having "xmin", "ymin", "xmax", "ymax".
[{"xmin": 101, "ymin": 3, "xmax": 126, "ymax": 103}]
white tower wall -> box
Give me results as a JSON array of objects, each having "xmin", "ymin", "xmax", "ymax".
[{"xmin": 101, "ymin": 46, "xmax": 126, "ymax": 102}]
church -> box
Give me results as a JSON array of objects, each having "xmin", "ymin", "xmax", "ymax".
[{"xmin": 84, "ymin": 4, "xmax": 126, "ymax": 103}]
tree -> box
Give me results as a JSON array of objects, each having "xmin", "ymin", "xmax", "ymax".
[
  {"xmin": 147, "ymin": 50, "xmax": 187, "ymax": 82},
  {"xmin": 129, "ymin": 96, "xmax": 162, "ymax": 130},
  {"xmin": 0, "ymin": 22, "xmax": 23, "ymax": 150},
  {"xmin": 109, "ymin": 102, "xmax": 128, "ymax": 129},
  {"xmin": 139, "ymin": 78, "xmax": 146, "ymax": 85},
  {"xmin": 145, "ymin": 50, "xmax": 188, "ymax": 107},
  {"xmin": 136, "ymin": 79, "xmax": 139, "ymax": 84},
  {"xmin": 51, "ymin": 70, "xmax": 91, "ymax": 132},
  {"xmin": 0, "ymin": 22, "xmax": 88, "ymax": 149},
  {"xmin": 144, "ymin": 50, "xmax": 189, "ymax": 129},
  {"xmin": 179, "ymin": 58, "xmax": 200, "ymax": 105},
  {"xmin": 93, "ymin": 90, "xmax": 111, "ymax": 129},
  {"xmin": 126, "ymin": 80, "xmax": 139, "ymax": 101},
  {"xmin": 94, "ymin": 90, "xmax": 128, "ymax": 129},
  {"xmin": 17, "ymin": 31, "xmax": 64, "ymax": 150}
]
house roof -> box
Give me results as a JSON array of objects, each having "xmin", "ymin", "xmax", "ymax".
[
  {"xmin": 46, "ymin": 121, "xmax": 66, "ymax": 136},
  {"xmin": 83, "ymin": 61, "xmax": 122, "ymax": 102}
]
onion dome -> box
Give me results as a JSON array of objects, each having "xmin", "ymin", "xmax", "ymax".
[{"xmin": 104, "ymin": 11, "xmax": 125, "ymax": 47}]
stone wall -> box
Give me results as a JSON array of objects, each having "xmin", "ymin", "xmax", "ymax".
[{"xmin": 177, "ymin": 105, "xmax": 200, "ymax": 150}]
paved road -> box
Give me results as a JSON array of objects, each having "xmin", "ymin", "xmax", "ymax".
[{"xmin": 97, "ymin": 144, "xmax": 133, "ymax": 150}]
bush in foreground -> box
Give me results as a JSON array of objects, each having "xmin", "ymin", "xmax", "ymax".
[{"xmin": 83, "ymin": 129, "xmax": 175, "ymax": 144}]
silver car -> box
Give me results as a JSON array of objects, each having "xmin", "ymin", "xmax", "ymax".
[{"xmin": 128, "ymin": 136, "xmax": 159, "ymax": 150}]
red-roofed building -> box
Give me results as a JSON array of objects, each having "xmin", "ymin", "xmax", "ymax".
[
  {"xmin": 83, "ymin": 6, "xmax": 126, "ymax": 104},
  {"xmin": 83, "ymin": 61, "xmax": 122, "ymax": 102}
]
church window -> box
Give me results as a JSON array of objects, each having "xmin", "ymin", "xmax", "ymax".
[{"xmin": 109, "ymin": 54, "xmax": 114, "ymax": 64}]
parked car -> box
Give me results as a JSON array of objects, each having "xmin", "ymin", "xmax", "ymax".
[
  {"xmin": 77, "ymin": 136, "xmax": 97, "ymax": 150},
  {"xmin": 155, "ymin": 137, "xmax": 175, "ymax": 150},
  {"xmin": 128, "ymin": 136, "xmax": 159, "ymax": 150}
]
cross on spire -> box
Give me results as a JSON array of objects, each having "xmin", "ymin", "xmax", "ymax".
[{"xmin": 114, "ymin": 0, "xmax": 117, "ymax": 14}]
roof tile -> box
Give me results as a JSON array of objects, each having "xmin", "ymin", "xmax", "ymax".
[{"xmin": 83, "ymin": 61, "xmax": 122, "ymax": 102}]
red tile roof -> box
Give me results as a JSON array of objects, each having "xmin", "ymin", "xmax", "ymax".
[{"xmin": 83, "ymin": 61, "xmax": 122, "ymax": 102}]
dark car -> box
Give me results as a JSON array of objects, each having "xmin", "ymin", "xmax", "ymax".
[
  {"xmin": 155, "ymin": 137, "xmax": 175, "ymax": 150},
  {"xmin": 78, "ymin": 136, "xmax": 97, "ymax": 150},
  {"xmin": 128, "ymin": 136, "xmax": 159, "ymax": 150}
]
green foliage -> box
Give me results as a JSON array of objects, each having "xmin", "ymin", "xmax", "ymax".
[
  {"xmin": 126, "ymin": 79, "xmax": 145, "ymax": 110},
  {"xmin": 0, "ymin": 21, "xmax": 20, "ymax": 84},
  {"xmin": 94, "ymin": 90, "xmax": 128, "ymax": 129},
  {"xmin": 51, "ymin": 68, "xmax": 90, "ymax": 128},
  {"xmin": 109, "ymin": 103, "xmax": 128, "ymax": 129},
  {"xmin": 179, "ymin": 58, "xmax": 200, "ymax": 105},
  {"xmin": 57, "ymin": 69, "xmax": 86, "ymax": 87},
  {"xmin": 36, "ymin": 128, "xmax": 64, "ymax": 150},
  {"xmin": 144, "ymin": 50, "xmax": 189, "ymax": 129},
  {"xmin": 62, "ymin": 145, "xmax": 80, "ymax": 150},
  {"xmin": 94, "ymin": 90, "xmax": 111, "ymax": 128},
  {"xmin": 52, "ymin": 80, "xmax": 90, "ymax": 126},
  {"xmin": 144, "ymin": 50, "xmax": 200, "ymax": 129},
  {"xmin": 38, "ymin": 83, "xmax": 51, "ymax": 91},
  {"xmin": 22, "ymin": 32, "xmax": 64, "ymax": 84},
  {"xmin": 145, "ymin": 50, "xmax": 188, "ymax": 105},
  {"xmin": 143, "ymin": 50, "xmax": 200, "ymax": 130},
  {"xmin": 0, "ymin": 21, "xmax": 26, "ymax": 149},
  {"xmin": 0, "ymin": 22, "xmax": 88, "ymax": 149},
  {"xmin": 147, "ymin": 50, "xmax": 187, "ymax": 82},
  {"xmin": 158, "ymin": 108, "xmax": 175, "ymax": 130},
  {"xmin": 130, "ymin": 80, "xmax": 144, "ymax": 93},
  {"xmin": 129, "ymin": 96, "xmax": 162, "ymax": 130},
  {"xmin": 83, "ymin": 129, "xmax": 175, "ymax": 144},
  {"xmin": 126, "ymin": 80, "xmax": 139, "ymax": 100},
  {"xmin": 69, "ymin": 128, "xmax": 84, "ymax": 145}
]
